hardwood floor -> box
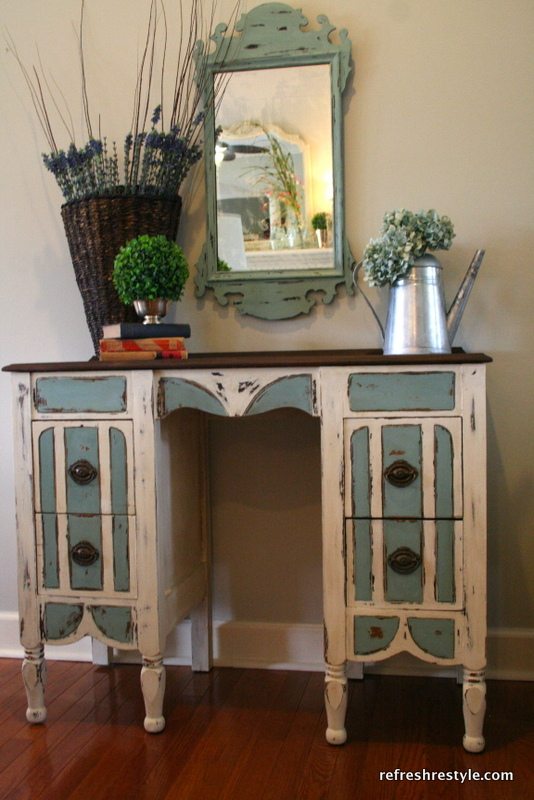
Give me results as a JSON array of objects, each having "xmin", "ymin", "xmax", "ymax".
[{"xmin": 0, "ymin": 658, "xmax": 532, "ymax": 799}]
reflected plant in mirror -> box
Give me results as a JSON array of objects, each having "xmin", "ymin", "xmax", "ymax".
[{"xmin": 195, "ymin": 3, "xmax": 354, "ymax": 319}]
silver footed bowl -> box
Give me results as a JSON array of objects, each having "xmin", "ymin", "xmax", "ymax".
[{"xmin": 133, "ymin": 299, "xmax": 170, "ymax": 325}]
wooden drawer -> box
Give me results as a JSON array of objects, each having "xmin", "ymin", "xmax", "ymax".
[
  {"xmin": 349, "ymin": 612, "xmax": 458, "ymax": 661},
  {"xmin": 33, "ymin": 421, "xmax": 135, "ymax": 515},
  {"xmin": 347, "ymin": 371, "xmax": 456, "ymax": 412},
  {"xmin": 36, "ymin": 513, "xmax": 136, "ymax": 597},
  {"xmin": 33, "ymin": 375, "xmax": 128, "ymax": 415},
  {"xmin": 40, "ymin": 601, "xmax": 136, "ymax": 646},
  {"xmin": 345, "ymin": 519, "xmax": 462, "ymax": 609},
  {"xmin": 344, "ymin": 418, "xmax": 463, "ymax": 520}
]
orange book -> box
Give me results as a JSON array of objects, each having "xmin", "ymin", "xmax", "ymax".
[
  {"xmin": 99, "ymin": 337, "xmax": 186, "ymax": 353},
  {"xmin": 99, "ymin": 350, "xmax": 188, "ymax": 362}
]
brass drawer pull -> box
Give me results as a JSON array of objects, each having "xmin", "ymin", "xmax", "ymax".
[
  {"xmin": 71, "ymin": 541, "xmax": 99, "ymax": 566},
  {"xmin": 388, "ymin": 547, "xmax": 421, "ymax": 574},
  {"xmin": 384, "ymin": 459, "xmax": 418, "ymax": 487},
  {"xmin": 68, "ymin": 459, "xmax": 98, "ymax": 485}
]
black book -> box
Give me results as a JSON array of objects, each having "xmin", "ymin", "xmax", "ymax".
[{"xmin": 102, "ymin": 322, "xmax": 191, "ymax": 339}]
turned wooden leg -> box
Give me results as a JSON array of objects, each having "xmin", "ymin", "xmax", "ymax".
[
  {"xmin": 22, "ymin": 646, "xmax": 47, "ymax": 723},
  {"xmin": 462, "ymin": 668, "xmax": 486, "ymax": 752},
  {"xmin": 325, "ymin": 663, "xmax": 348, "ymax": 745},
  {"xmin": 140, "ymin": 656, "xmax": 166, "ymax": 733}
]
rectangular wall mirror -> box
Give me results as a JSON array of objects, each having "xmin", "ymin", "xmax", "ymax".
[{"xmin": 195, "ymin": 3, "xmax": 354, "ymax": 319}]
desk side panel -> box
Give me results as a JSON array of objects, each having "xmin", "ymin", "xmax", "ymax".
[{"xmin": 11, "ymin": 373, "xmax": 40, "ymax": 649}]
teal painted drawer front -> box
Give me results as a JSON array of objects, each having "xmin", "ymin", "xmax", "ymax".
[
  {"xmin": 36, "ymin": 423, "xmax": 134, "ymax": 515},
  {"xmin": 37, "ymin": 513, "xmax": 133, "ymax": 594},
  {"xmin": 353, "ymin": 615, "xmax": 455, "ymax": 659},
  {"xmin": 348, "ymin": 372, "xmax": 455, "ymax": 411},
  {"xmin": 347, "ymin": 419, "xmax": 460, "ymax": 520},
  {"xmin": 348, "ymin": 519, "xmax": 458, "ymax": 606},
  {"xmin": 42, "ymin": 602, "xmax": 135, "ymax": 644},
  {"xmin": 34, "ymin": 376, "xmax": 127, "ymax": 414}
]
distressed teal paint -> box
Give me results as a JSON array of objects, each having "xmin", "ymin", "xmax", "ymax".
[
  {"xmin": 34, "ymin": 376, "xmax": 127, "ymax": 413},
  {"xmin": 110, "ymin": 428, "xmax": 129, "ymax": 514},
  {"xmin": 352, "ymin": 519, "xmax": 372, "ymax": 601},
  {"xmin": 65, "ymin": 427, "xmax": 101, "ymax": 514},
  {"xmin": 38, "ymin": 428, "xmax": 56, "ymax": 513},
  {"xmin": 348, "ymin": 372, "xmax": 455, "ymax": 411},
  {"xmin": 67, "ymin": 515, "xmax": 103, "ymax": 591},
  {"xmin": 43, "ymin": 602, "xmax": 83, "ymax": 640},
  {"xmin": 41, "ymin": 514, "xmax": 59, "ymax": 589},
  {"xmin": 113, "ymin": 516, "xmax": 130, "ymax": 592},
  {"xmin": 90, "ymin": 606, "xmax": 134, "ymax": 644},
  {"xmin": 350, "ymin": 427, "xmax": 371, "ymax": 517},
  {"xmin": 408, "ymin": 617, "xmax": 455, "ymax": 659},
  {"xmin": 384, "ymin": 520, "xmax": 423, "ymax": 603},
  {"xmin": 435, "ymin": 425, "xmax": 455, "ymax": 518},
  {"xmin": 435, "ymin": 520, "xmax": 456, "ymax": 603},
  {"xmin": 382, "ymin": 425, "xmax": 423, "ymax": 518},
  {"xmin": 354, "ymin": 616, "xmax": 399, "ymax": 655},
  {"xmin": 245, "ymin": 375, "xmax": 314, "ymax": 416},
  {"xmin": 160, "ymin": 378, "xmax": 227, "ymax": 416}
]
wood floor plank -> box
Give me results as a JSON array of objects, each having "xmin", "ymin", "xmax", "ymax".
[
  {"xmin": 0, "ymin": 667, "xmax": 112, "ymax": 800},
  {"xmin": 58, "ymin": 664, "xmax": 203, "ymax": 800},
  {"xmin": 219, "ymin": 670, "xmax": 311, "ymax": 800},
  {"xmin": 0, "ymin": 660, "xmax": 532, "ymax": 800},
  {"xmin": 3, "ymin": 664, "xmax": 141, "ymax": 800},
  {"xmin": 160, "ymin": 668, "xmax": 290, "ymax": 800},
  {"xmin": 92, "ymin": 667, "xmax": 246, "ymax": 800},
  {"xmin": 260, "ymin": 672, "xmax": 326, "ymax": 800}
]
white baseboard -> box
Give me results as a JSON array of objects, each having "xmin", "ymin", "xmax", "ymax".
[{"xmin": 1, "ymin": 612, "xmax": 532, "ymax": 680}]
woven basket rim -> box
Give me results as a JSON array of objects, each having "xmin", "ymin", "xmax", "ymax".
[{"xmin": 61, "ymin": 192, "xmax": 181, "ymax": 209}]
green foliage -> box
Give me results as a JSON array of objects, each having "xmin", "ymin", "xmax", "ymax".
[
  {"xmin": 113, "ymin": 234, "xmax": 189, "ymax": 304},
  {"xmin": 245, "ymin": 128, "xmax": 303, "ymax": 226},
  {"xmin": 311, "ymin": 212, "xmax": 328, "ymax": 230},
  {"xmin": 217, "ymin": 258, "xmax": 232, "ymax": 271},
  {"xmin": 363, "ymin": 209, "xmax": 455, "ymax": 287}
]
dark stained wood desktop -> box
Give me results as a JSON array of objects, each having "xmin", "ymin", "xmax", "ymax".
[
  {"xmin": 3, "ymin": 348, "xmax": 492, "ymax": 372},
  {"xmin": 0, "ymin": 660, "xmax": 530, "ymax": 799}
]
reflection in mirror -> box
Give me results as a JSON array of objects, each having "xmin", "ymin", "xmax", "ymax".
[{"xmin": 215, "ymin": 65, "xmax": 334, "ymax": 271}]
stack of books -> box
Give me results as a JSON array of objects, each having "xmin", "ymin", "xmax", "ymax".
[{"xmin": 98, "ymin": 322, "xmax": 191, "ymax": 361}]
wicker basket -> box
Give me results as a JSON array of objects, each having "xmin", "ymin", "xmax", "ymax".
[{"xmin": 61, "ymin": 194, "xmax": 182, "ymax": 354}]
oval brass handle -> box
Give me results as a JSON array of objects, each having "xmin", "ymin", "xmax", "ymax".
[
  {"xmin": 71, "ymin": 541, "xmax": 99, "ymax": 567},
  {"xmin": 384, "ymin": 459, "xmax": 418, "ymax": 487},
  {"xmin": 68, "ymin": 459, "xmax": 98, "ymax": 485},
  {"xmin": 388, "ymin": 547, "xmax": 421, "ymax": 574}
]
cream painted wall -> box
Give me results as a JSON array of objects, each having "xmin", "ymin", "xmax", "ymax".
[{"xmin": 0, "ymin": 1, "xmax": 533, "ymax": 670}]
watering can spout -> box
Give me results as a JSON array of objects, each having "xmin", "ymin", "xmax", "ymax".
[{"xmin": 446, "ymin": 250, "xmax": 485, "ymax": 343}]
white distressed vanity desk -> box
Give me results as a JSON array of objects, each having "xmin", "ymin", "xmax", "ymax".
[{"xmin": 5, "ymin": 349, "xmax": 491, "ymax": 750}]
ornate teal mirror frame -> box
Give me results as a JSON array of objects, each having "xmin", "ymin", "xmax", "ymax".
[{"xmin": 194, "ymin": 3, "xmax": 354, "ymax": 319}]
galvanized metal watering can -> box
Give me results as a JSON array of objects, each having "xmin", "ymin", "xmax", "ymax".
[{"xmin": 354, "ymin": 250, "xmax": 485, "ymax": 355}]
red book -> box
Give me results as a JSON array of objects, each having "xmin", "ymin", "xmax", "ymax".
[{"xmin": 99, "ymin": 337, "xmax": 186, "ymax": 353}]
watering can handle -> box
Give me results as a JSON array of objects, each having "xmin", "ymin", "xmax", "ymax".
[{"xmin": 352, "ymin": 260, "xmax": 385, "ymax": 338}]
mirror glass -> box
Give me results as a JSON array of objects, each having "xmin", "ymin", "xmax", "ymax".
[{"xmin": 215, "ymin": 64, "xmax": 334, "ymax": 272}]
